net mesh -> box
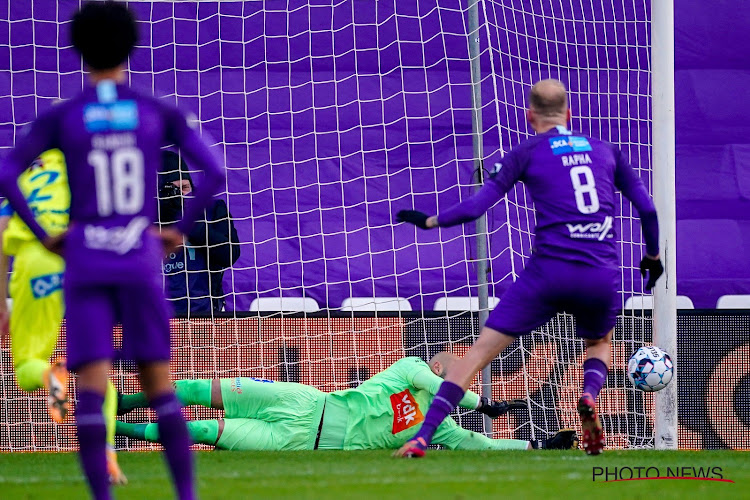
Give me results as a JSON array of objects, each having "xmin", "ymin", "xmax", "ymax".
[{"xmin": 0, "ymin": 0, "xmax": 665, "ymax": 451}]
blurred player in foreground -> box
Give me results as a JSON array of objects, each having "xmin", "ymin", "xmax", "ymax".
[
  {"xmin": 395, "ymin": 79, "xmax": 663, "ymax": 457},
  {"xmin": 0, "ymin": 2, "xmax": 224, "ymax": 499},
  {"xmin": 116, "ymin": 353, "xmax": 577, "ymax": 451},
  {"xmin": 0, "ymin": 150, "xmax": 126, "ymax": 483}
]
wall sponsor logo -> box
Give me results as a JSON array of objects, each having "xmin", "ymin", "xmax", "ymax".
[
  {"xmin": 549, "ymin": 135, "xmax": 592, "ymax": 155},
  {"xmin": 592, "ymin": 466, "xmax": 733, "ymax": 483},
  {"xmin": 390, "ymin": 389, "xmax": 424, "ymax": 434}
]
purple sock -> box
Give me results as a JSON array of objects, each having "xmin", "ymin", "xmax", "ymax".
[
  {"xmin": 582, "ymin": 358, "xmax": 609, "ymax": 400},
  {"xmin": 76, "ymin": 390, "xmax": 111, "ymax": 500},
  {"xmin": 152, "ymin": 392, "xmax": 195, "ymax": 500},
  {"xmin": 413, "ymin": 381, "xmax": 465, "ymax": 447}
]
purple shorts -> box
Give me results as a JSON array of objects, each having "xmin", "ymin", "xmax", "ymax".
[
  {"xmin": 485, "ymin": 256, "xmax": 619, "ymax": 340},
  {"xmin": 65, "ymin": 278, "xmax": 171, "ymax": 372}
]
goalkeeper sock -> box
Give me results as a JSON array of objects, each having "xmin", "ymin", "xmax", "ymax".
[
  {"xmin": 122, "ymin": 380, "xmax": 212, "ymax": 412},
  {"xmin": 115, "ymin": 420, "xmax": 220, "ymax": 446},
  {"xmin": 582, "ymin": 358, "xmax": 608, "ymax": 400},
  {"xmin": 118, "ymin": 392, "xmax": 149, "ymax": 415},
  {"xmin": 103, "ymin": 380, "xmax": 117, "ymax": 447},
  {"xmin": 412, "ymin": 381, "xmax": 465, "ymax": 447},
  {"xmin": 152, "ymin": 392, "xmax": 195, "ymax": 500},
  {"xmin": 174, "ymin": 379, "xmax": 212, "ymax": 407},
  {"xmin": 115, "ymin": 421, "xmax": 153, "ymax": 441},
  {"xmin": 76, "ymin": 390, "xmax": 111, "ymax": 500}
]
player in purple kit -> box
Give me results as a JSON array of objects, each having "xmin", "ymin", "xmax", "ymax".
[
  {"xmin": 394, "ymin": 79, "xmax": 663, "ymax": 457},
  {"xmin": 0, "ymin": 2, "xmax": 224, "ymax": 499}
]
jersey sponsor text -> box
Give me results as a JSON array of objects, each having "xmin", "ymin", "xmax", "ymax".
[
  {"xmin": 566, "ymin": 216, "xmax": 614, "ymax": 241},
  {"xmin": 390, "ymin": 389, "xmax": 424, "ymax": 434},
  {"xmin": 83, "ymin": 216, "xmax": 149, "ymax": 255},
  {"xmin": 30, "ymin": 272, "xmax": 63, "ymax": 299},
  {"xmin": 549, "ymin": 135, "xmax": 593, "ymax": 155}
]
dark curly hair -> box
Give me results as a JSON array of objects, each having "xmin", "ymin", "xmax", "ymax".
[{"xmin": 71, "ymin": 1, "xmax": 138, "ymax": 70}]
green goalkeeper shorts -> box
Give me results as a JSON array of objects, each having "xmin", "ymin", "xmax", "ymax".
[{"xmin": 216, "ymin": 377, "xmax": 326, "ymax": 451}]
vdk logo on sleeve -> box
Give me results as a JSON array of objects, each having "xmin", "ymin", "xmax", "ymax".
[{"xmin": 390, "ymin": 389, "xmax": 424, "ymax": 434}]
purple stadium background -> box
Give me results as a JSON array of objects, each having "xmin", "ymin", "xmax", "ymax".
[
  {"xmin": 0, "ymin": 0, "xmax": 745, "ymax": 310},
  {"xmin": 675, "ymin": 2, "xmax": 750, "ymax": 307}
]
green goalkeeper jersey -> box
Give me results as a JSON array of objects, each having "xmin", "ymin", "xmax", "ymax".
[{"xmin": 323, "ymin": 356, "xmax": 527, "ymax": 451}]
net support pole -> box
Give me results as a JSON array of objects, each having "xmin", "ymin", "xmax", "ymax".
[
  {"xmin": 651, "ymin": 0, "xmax": 678, "ymax": 450},
  {"xmin": 467, "ymin": 0, "xmax": 492, "ymax": 434}
]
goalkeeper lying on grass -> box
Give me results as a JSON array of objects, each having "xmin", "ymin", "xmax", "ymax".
[{"xmin": 117, "ymin": 352, "xmax": 577, "ymax": 451}]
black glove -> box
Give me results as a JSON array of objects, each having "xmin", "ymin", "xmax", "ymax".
[
  {"xmin": 531, "ymin": 429, "xmax": 579, "ymax": 450},
  {"xmin": 477, "ymin": 397, "xmax": 528, "ymax": 419},
  {"xmin": 396, "ymin": 210, "xmax": 431, "ymax": 229},
  {"xmin": 159, "ymin": 183, "xmax": 183, "ymax": 224},
  {"xmin": 639, "ymin": 255, "xmax": 664, "ymax": 291}
]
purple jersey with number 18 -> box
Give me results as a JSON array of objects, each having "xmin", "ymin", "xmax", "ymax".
[
  {"xmin": 0, "ymin": 81, "xmax": 224, "ymax": 285},
  {"xmin": 0, "ymin": 80, "xmax": 224, "ymax": 370}
]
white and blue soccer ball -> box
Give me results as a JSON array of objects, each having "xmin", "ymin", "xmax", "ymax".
[{"xmin": 627, "ymin": 346, "xmax": 673, "ymax": 392}]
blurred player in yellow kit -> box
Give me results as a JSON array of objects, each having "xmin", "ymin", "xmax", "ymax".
[{"xmin": 0, "ymin": 149, "xmax": 126, "ymax": 484}]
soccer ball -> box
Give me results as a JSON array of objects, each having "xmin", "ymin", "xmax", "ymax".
[{"xmin": 627, "ymin": 346, "xmax": 673, "ymax": 392}]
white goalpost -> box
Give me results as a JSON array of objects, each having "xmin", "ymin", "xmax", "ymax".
[
  {"xmin": 650, "ymin": 0, "xmax": 678, "ymax": 450},
  {"xmin": 0, "ymin": 0, "xmax": 674, "ymax": 452}
]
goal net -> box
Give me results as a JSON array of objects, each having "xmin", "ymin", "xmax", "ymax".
[{"xmin": 0, "ymin": 0, "xmax": 659, "ymax": 451}]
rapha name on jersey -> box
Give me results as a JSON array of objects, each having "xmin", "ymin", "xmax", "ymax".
[
  {"xmin": 84, "ymin": 216, "xmax": 149, "ymax": 255},
  {"xmin": 566, "ymin": 216, "xmax": 614, "ymax": 241},
  {"xmin": 561, "ymin": 153, "xmax": 592, "ymax": 167}
]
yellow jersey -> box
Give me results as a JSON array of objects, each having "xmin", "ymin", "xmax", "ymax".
[{"xmin": 0, "ymin": 149, "xmax": 70, "ymax": 256}]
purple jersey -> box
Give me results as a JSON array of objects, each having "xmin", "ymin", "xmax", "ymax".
[
  {"xmin": 438, "ymin": 126, "xmax": 658, "ymax": 268},
  {"xmin": 0, "ymin": 81, "xmax": 224, "ymax": 284}
]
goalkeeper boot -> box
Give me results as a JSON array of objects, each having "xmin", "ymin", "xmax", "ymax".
[
  {"xmin": 577, "ymin": 393, "xmax": 604, "ymax": 455},
  {"xmin": 392, "ymin": 437, "xmax": 428, "ymax": 458},
  {"xmin": 540, "ymin": 429, "xmax": 579, "ymax": 450},
  {"xmin": 44, "ymin": 357, "xmax": 69, "ymax": 423},
  {"xmin": 107, "ymin": 445, "xmax": 128, "ymax": 485}
]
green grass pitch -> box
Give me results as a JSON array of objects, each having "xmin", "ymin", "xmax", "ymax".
[{"xmin": 0, "ymin": 450, "xmax": 746, "ymax": 499}]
